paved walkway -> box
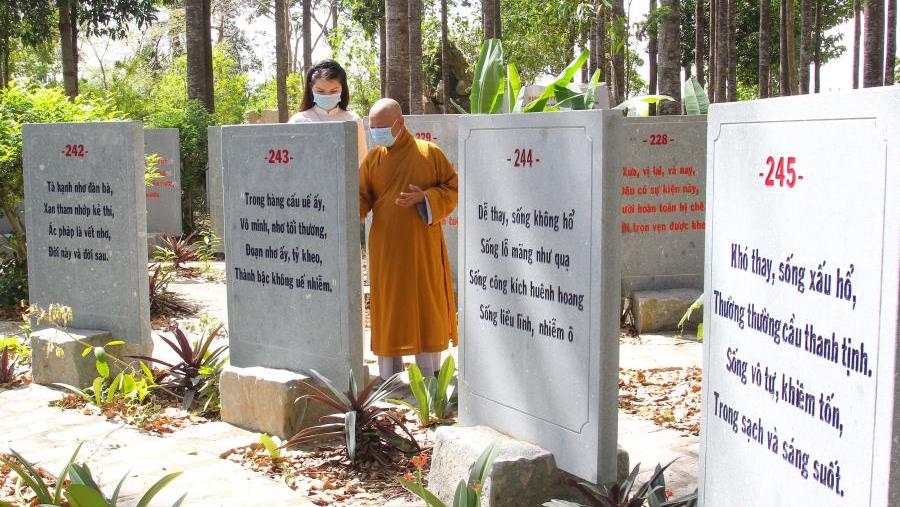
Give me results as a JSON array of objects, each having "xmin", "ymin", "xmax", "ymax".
[{"xmin": 1, "ymin": 263, "xmax": 702, "ymax": 504}]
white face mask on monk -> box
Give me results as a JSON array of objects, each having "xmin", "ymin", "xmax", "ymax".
[{"xmin": 370, "ymin": 119, "xmax": 399, "ymax": 147}]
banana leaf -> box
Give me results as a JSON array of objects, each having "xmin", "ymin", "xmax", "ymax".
[
  {"xmin": 523, "ymin": 49, "xmax": 590, "ymax": 112},
  {"xmin": 682, "ymin": 76, "xmax": 709, "ymax": 115},
  {"xmin": 613, "ymin": 94, "xmax": 675, "ymax": 117},
  {"xmin": 470, "ymin": 39, "xmax": 506, "ymax": 114},
  {"xmin": 584, "ymin": 69, "xmax": 602, "ymax": 109},
  {"xmin": 506, "ymin": 63, "xmax": 522, "ymax": 113}
]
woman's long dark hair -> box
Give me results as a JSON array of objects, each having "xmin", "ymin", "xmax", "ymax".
[{"xmin": 300, "ymin": 60, "xmax": 350, "ymax": 112}]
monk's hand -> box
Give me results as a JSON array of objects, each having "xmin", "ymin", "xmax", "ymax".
[{"xmin": 395, "ymin": 184, "xmax": 426, "ymax": 207}]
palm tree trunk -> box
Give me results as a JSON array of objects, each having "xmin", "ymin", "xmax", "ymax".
[
  {"xmin": 759, "ymin": 0, "xmax": 771, "ymax": 98},
  {"xmin": 441, "ymin": 0, "xmax": 450, "ymax": 112},
  {"xmin": 694, "ymin": 0, "xmax": 704, "ymax": 87},
  {"xmin": 886, "ymin": 0, "xmax": 897, "ymax": 85},
  {"xmin": 726, "ymin": 0, "xmax": 736, "ymax": 101},
  {"xmin": 715, "ymin": 0, "xmax": 727, "ymax": 101},
  {"xmin": 863, "ymin": 0, "xmax": 885, "ymax": 87},
  {"xmin": 386, "ymin": 0, "xmax": 411, "ymax": 112},
  {"xmin": 302, "ymin": 0, "xmax": 312, "ymax": 74},
  {"xmin": 779, "ymin": 0, "xmax": 790, "ymax": 95},
  {"xmin": 787, "ymin": 0, "xmax": 798, "ymax": 95},
  {"xmin": 379, "ymin": 19, "xmax": 387, "ymax": 97},
  {"xmin": 0, "ymin": 39, "xmax": 8, "ymax": 90},
  {"xmin": 709, "ymin": 0, "xmax": 717, "ymax": 100},
  {"xmin": 186, "ymin": 0, "xmax": 214, "ymax": 111},
  {"xmin": 58, "ymin": 0, "xmax": 78, "ymax": 100},
  {"xmin": 611, "ymin": 0, "xmax": 626, "ymax": 104},
  {"xmin": 275, "ymin": 0, "xmax": 289, "ymax": 122},
  {"xmin": 658, "ymin": 0, "xmax": 681, "ymax": 115},
  {"xmin": 852, "ymin": 0, "xmax": 861, "ymax": 88},
  {"xmin": 799, "ymin": 0, "xmax": 810, "ymax": 93},
  {"xmin": 482, "ymin": 0, "xmax": 501, "ymax": 39},
  {"xmin": 648, "ymin": 0, "xmax": 658, "ymax": 115},
  {"xmin": 813, "ymin": 0, "xmax": 821, "ymax": 92},
  {"xmin": 408, "ymin": 0, "xmax": 423, "ymax": 114},
  {"xmin": 597, "ymin": 4, "xmax": 609, "ymax": 86}
]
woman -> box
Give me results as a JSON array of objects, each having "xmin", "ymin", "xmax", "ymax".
[{"xmin": 289, "ymin": 59, "xmax": 367, "ymax": 163}]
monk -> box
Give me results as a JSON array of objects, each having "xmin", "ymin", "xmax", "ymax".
[{"xmin": 360, "ymin": 98, "xmax": 458, "ymax": 379}]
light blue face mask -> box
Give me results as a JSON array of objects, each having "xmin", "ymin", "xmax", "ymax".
[
  {"xmin": 370, "ymin": 122, "xmax": 397, "ymax": 147},
  {"xmin": 313, "ymin": 92, "xmax": 342, "ymax": 111}
]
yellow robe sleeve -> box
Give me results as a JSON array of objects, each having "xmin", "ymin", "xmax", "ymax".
[
  {"xmin": 423, "ymin": 146, "xmax": 458, "ymax": 224},
  {"xmin": 359, "ymin": 154, "xmax": 375, "ymax": 219}
]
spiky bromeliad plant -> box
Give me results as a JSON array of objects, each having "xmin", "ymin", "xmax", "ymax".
[
  {"xmin": 283, "ymin": 370, "xmax": 420, "ymax": 465},
  {"xmin": 543, "ymin": 460, "xmax": 698, "ymax": 507},
  {"xmin": 129, "ymin": 323, "xmax": 227, "ymax": 410},
  {"xmin": 154, "ymin": 232, "xmax": 199, "ymax": 271}
]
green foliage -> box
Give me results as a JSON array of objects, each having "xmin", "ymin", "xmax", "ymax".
[
  {"xmin": 285, "ymin": 370, "xmax": 420, "ymax": 465},
  {"xmin": 148, "ymin": 264, "xmax": 194, "ymax": 317},
  {"xmin": 469, "ymin": 39, "xmax": 601, "ymax": 114},
  {"xmin": 55, "ymin": 341, "xmax": 155, "ymax": 408},
  {"xmin": 391, "ymin": 356, "xmax": 457, "ymax": 427},
  {"xmin": 128, "ymin": 323, "xmax": 228, "ymax": 411},
  {"xmin": 0, "ymin": 248, "xmax": 27, "ymax": 306},
  {"xmin": 259, "ymin": 433, "xmax": 283, "ymax": 460},
  {"xmin": 678, "ymin": 293, "xmax": 703, "ymax": 341},
  {"xmin": 145, "ymin": 153, "xmax": 163, "ymax": 188},
  {"xmin": 153, "ymin": 232, "xmax": 200, "ymax": 271},
  {"xmin": 682, "ymin": 77, "xmax": 709, "ymax": 115},
  {"xmin": 66, "ymin": 463, "xmax": 185, "ymax": 507},
  {"xmin": 399, "ymin": 440, "xmax": 500, "ymax": 507},
  {"xmin": 613, "ymin": 95, "xmax": 675, "ymax": 117},
  {"xmin": 0, "ymin": 335, "xmax": 27, "ymax": 383},
  {"xmin": 544, "ymin": 460, "xmax": 697, "ymax": 507},
  {"xmin": 246, "ymin": 73, "xmax": 304, "ymax": 116},
  {"xmin": 0, "ymin": 443, "xmax": 82, "ymax": 506}
]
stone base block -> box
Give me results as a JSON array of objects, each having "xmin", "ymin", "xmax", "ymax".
[
  {"xmin": 428, "ymin": 426, "xmax": 630, "ymax": 507},
  {"xmin": 30, "ymin": 328, "xmax": 151, "ymax": 388},
  {"xmin": 633, "ymin": 288, "xmax": 703, "ymax": 334},
  {"xmin": 219, "ymin": 365, "xmax": 334, "ymax": 440}
]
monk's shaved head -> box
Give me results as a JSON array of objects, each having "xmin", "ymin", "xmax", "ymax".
[{"xmin": 369, "ymin": 98, "xmax": 404, "ymax": 129}]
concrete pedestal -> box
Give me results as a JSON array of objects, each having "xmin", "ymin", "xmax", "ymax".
[{"xmin": 30, "ymin": 328, "xmax": 151, "ymax": 388}]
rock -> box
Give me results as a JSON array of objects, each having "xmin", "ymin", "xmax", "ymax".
[
  {"xmin": 30, "ymin": 328, "xmax": 150, "ymax": 388},
  {"xmin": 633, "ymin": 288, "xmax": 703, "ymax": 334},
  {"xmin": 427, "ymin": 426, "xmax": 630, "ymax": 507},
  {"xmin": 219, "ymin": 365, "xmax": 333, "ymax": 440}
]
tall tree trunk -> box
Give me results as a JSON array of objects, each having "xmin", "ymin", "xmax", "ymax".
[
  {"xmin": 709, "ymin": 0, "xmax": 717, "ymax": 100},
  {"xmin": 726, "ymin": 0, "xmax": 736, "ymax": 101},
  {"xmin": 203, "ymin": 0, "xmax": 213, "ymax": 107},
  {"xmin": 886, "ymin": 0, "xmax": 897, "ymax": 85},
  {"xmin": 302, "ymin": 0, "xmax": 312, "ymax": 73},
  {"xmin": 799, "ymin": 0, "xmax": 810, "ymax": 93},
  {"xmin": 658, "ymin": 0, "xmax": 681, "ymax": 114},
  {"xmin": 441, "ymin": 0, "xmax": 450, "ymax": 112},
  {"xmin": 759, "ymin": 0, "xmax": 771, "ymax": 98},
  {"xmin": 863, "ymin": 0, "xmax": 885, "ymax": 87},
  {"xmin": 58, "ymin": 0, "xmax": 78, "ymax": 100},
  {"xmin": 787, "ymin": 0, "xmax": 798, "ymax": 94},
  {"xmin": 648, "ymin": 0, "xmax": 658, "ymax": 115},
  {"xmin": 332, "ymin": 0, "xmax": 338, "ymax": 31},
  {"xmin": 379, "ymin": 20, "xmax": 387, "ymax": 97},
  {"xmin": 597, "ymin": 4, "xmax": 608, "ymax": 87},
  {"xmin": 694, "ymin": 0, "xmax": 704, "ymax": 87},
  {"xmin": 482, "ymin": 0, "xmax": 501, "ymax": 39},
  {"xmin": 275, "ymin": 0, "xmax": 289, "ymax": 122},
  {"xmin": 852, "ymin": 0, "xmax": 861, "ymax": 88},
  {"xmin": 186, "ymin": 0, "xmax": 213, "ymax": 111},
  {"xmin": 0, "ymin": 39, "xmax": 8, "ymax": 90},
  {"xmin": 386, "ymin": 0, "xmax": 410, "ymax": 112},
  {"xmin": 408, "ymin": 0, "xmax": 423, "ymax": 114},
  {"xmin": 779, "ymin": 0, "xmax": 791, "ymax": 95},
  {"xmin": 611, "ymin": 0, "xmax": 626, "ymax": 104},
  {"xmin": 715, "ymin": 0, "xmax": 727, "ymax": 101},
  {"xmin": 813, "ymin": 0, "xmax": 821, "ymax": 92}
]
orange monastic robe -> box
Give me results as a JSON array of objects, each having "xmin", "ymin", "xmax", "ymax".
[{"xmin": 359, "ymin": 128, "xmax": 458, "ymax": 356}]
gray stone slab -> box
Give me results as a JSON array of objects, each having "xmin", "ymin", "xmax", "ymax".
[
  {"xmin": 609, "ymin": 116, "xmax": 706, "ymax": 296},
  {"xmin": 633, "ymin": 287, "xmax": 702, "ymax": 334},
  {"xmin": 219, "ymin": 365, "xmax": 333, "ymax": 439},
  {"xmin": 222, "ymin": 122, "xmax": 363, "ymax": 387},
  {"xmin": 23, "ymin": 121, "xmax": 151, "ymax": 349},
  {"xmin": 699, "ymin": 87, "xmax": 900, "ymax": 506},
  {"xmin": 144, "ymin": 128, "xmax": 182, "ymax": 235},
  {"xmin": 458, "ymin": 110, "xmax": 621, "ymax": 483},
  {"xmin": 207, "ymin": 126, "xmax": 224, "ymax": 253},
  {"xmin": 30, "ymin": 328, "xmax": 112, "ymax": 387}
]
